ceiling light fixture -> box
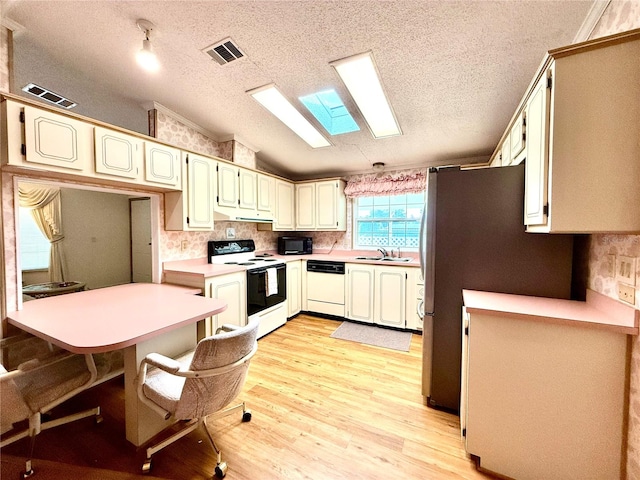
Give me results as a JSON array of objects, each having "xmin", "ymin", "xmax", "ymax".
[
  {"xmin": 136, "ymin": 19, "xmax": 159, "ymax": 73},
  {"xmin": 247, "ymin": 84, "xmax": 331, "ymax": 149},
  {"xmin": 330, "ymin": 51, "xmax": 402, "ymax": 139}
]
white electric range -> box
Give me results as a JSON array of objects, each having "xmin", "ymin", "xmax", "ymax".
[{"xmin": 208, "ymin": 240, "xmax": 287, "ymax": 338}]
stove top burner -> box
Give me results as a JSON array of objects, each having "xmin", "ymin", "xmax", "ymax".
[
  {"xmin": 263, "ymin": 258, "xmax": 277, "ymax": 262},
  {"xmin": 224, "ymin": 261, "xmax": 239, "ymax": 264},
  {"xmin": 238, "ymin": 262, "xmax": 255, "ymax": 266}
]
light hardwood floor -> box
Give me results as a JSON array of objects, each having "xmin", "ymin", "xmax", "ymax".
[{"xmin": 2, "ymin": 314, "xmax": 493, "ymax": 480}]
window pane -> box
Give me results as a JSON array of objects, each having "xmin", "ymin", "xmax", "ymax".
[
  {"xmin": 19, "ymin": 209, "xmax": 50, "ymax": 270},
  {"xmin": 354, "ymin": 192, "xmax": 425, "ymax": 250}
]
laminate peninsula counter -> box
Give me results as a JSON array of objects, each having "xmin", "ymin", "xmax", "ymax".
[
  {"xmin": 460, "ymin": 288, "xmax": 637, "ymax": 480},
  {"xmin": 6, "ymin": 282, "xmax": 228, "ymax": 446}
]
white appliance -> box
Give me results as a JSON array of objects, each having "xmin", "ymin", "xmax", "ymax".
[
  {"xmin": 208, "ymin": 240, "xmax": 287, "ymax": 338},
  {"xmin": 305, "ymin": 260, "xmax": 345, "ymax": 317}
]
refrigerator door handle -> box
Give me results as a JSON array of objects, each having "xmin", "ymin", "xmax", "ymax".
[
  {"xmin": 423, "ymin": 170, "xmax": 437, "ymax": 316},
  {"xmin": 419, "ymin": 206, "xmax": 427, "ymax": 274}
]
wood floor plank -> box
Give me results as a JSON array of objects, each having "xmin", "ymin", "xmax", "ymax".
[{"xmin": 1, "ymin": 314, "xmax": 493, "ymax": 480}]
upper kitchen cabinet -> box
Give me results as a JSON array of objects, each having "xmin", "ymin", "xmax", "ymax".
[
  {"xmin": 165, "ymin": 152, "xmax": 215, "ymax": 231},
  {"xmin": 214, "ymin": 162, "xmax": 272, "ymax": 223},
  {"xmin": 1, "ymin": 96, "xmax": 182, "ymax": 192},
  {"xmin": 143, "ymin": 141, "xmax": 181, "ymax": 188},
  {"xmin": 94, "ymin": 126, "xmax": 141, "ymax": 179},
  {"xmin": 295, "ymin": 179, "xmax": 347, "ymax": 231},
  {"xmin": 257, "ymin": 173, "xmax": 275, "ymax": 214},
  {"xmin": 273, "ymin": 179, "xmax": 295, "ymax": 231},
  {"xmin": 2, "ymin": 99, "xmax": 92, "ymax": 175},
  {"xmin": 519, "ymin": 30, "xmax": 640, "ymax": 233}
]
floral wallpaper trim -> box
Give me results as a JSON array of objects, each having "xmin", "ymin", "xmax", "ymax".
[{"xmin": 344, "ymin": 168, "xmax": 427, "ymax": 197}]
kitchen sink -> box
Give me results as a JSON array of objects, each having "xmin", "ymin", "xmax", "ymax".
[{"xmin": 354, "ymin": 256, "xmax": 412, "ymax": 262}]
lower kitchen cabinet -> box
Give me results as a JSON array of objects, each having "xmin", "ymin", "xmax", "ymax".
[
  {"xmin": 345, "ymin": 264, "xmax": 375, "ymax": 323},
  {"xmin": 286, "ymin": 260, "xmax": 302, "ymax": 318},
  {"xmin": 164, "ymin": 270, "xmax": 246, "ymax": 337},
  {"xmin": 203, "ymin": 271, "xmax": 246, "ymax": 334},
  {"xmin": 374, "ymin": 266, "xmax": 406, "ymax": 328},
  {"xmin": 461, "ymin": 305, "xmax": 628, "ymax": 480},
  {"xmin": 345, "ymin": 264, "xmax": 410, "ymax": 328}
]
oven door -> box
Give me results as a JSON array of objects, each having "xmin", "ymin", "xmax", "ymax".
[{"xmin": 246, "ymin": 264, "xmax": 286, "ymax": 317}]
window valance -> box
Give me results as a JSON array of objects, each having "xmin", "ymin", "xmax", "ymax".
[{"xmin": 344, "ymin": 168, "xmax": 427, "ymax": 198}]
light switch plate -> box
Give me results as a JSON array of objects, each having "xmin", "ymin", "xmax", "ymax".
[
  {"xmin": 617, "ymin": 282, "xmax": 636, "ymax": 305},
  {"xmin": 606, "ymin": 254, "xmax": 616, "ymax": 278},
  {"xmin": 615, "ymin": 255, "xmax": 636, "ymax": 286}
]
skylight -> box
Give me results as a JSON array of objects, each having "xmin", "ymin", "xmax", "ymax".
[{"xmin": 299, "ymin": 90, "xmax": 360, "ymax": 136}]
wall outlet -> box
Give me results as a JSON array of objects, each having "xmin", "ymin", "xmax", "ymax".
[
  {"xmin": 181, "ymin": 240, "xmax": 188, "ymax": 251},
  {"xmin": 226, "ymin": 227, "xmax": 236, "ymax": 239},
  {"xmin": 617, "ymin": 282, "xmax": 636, "ymax": 305},
  {"xmin": 606, "ymin": 254, "xmax": 616, "ymax": 278},
  {"xmin": 615, "ymin": 255, "xmax": 636, "ymax": 286}
]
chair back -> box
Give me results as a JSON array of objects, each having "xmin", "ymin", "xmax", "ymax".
[{"xmin": 174, "ymin": 319, "xmax": 259, "ymax": 419}]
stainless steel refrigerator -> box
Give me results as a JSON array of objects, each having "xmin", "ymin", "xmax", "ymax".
[{"xmin": 419, "ymin": 164, "xmax": 574, "ymax": 413}]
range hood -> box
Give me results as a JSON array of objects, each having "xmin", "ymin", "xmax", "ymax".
[{"xmin": 213, "ymin": 205, "xmax": 273, "ymax": 223}]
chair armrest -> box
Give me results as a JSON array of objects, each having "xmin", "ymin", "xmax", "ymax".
[
  {"xmin": 216, "ymin": 324, "xmax": 241, "ymax": 334},
  {"xmin": 143, "ymin": 352, "xmax": 181, "ymax": 374}
]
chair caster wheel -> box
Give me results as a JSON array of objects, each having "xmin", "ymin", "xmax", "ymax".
[
  {"xmin": 242, "ymin": 410, "xmax": 252, "ymax": 422},
  {"xmin": 215, "ymin": 461, "xmax": 228, "ymax": 478},
  {"xmin": 142, "ymin": 459, "xmax": 152, "ymax": 473},
  {"xmin": 21, "ymin": 468, "xmax": 35, "ymax": 479}
]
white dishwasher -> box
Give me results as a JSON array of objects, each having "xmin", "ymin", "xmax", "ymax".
[{"xmin": 306, "ymin": 260, "xmax": 345, "ymax": 317}]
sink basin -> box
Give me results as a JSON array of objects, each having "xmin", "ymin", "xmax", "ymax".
[{"xmin": 354, "ymin": 256, "xmax": 412, "ymax": 262}]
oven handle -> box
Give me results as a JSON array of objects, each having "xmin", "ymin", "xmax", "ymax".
[{"xmin": 247, "ymin": 264, "xmax": 286, "ymax": 275}]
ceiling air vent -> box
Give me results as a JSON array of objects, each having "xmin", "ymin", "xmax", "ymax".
[
  {"xmin": 22, "ymin": 83, "xmax": 77, "ymax": 109},
  {"xmin": 202, "ymin": 37, "xmax": 245, "ymax": 65}
]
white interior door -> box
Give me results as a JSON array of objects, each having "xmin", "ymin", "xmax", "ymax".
[{"xmin": 130, "ymin": 198, "xmax": 152, "ymax": 283}]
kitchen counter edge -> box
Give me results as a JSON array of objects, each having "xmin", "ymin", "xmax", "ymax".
[{"xmin": 463, "ymin": 289, "xmax": 639, "ymax": 335}]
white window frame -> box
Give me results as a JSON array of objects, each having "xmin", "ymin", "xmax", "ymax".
[{"xmin": 352, "ymin": 192, "xmax": 425, "ymax": 252}]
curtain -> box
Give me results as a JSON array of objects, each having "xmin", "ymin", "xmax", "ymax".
[
  {"xmin": 344, "ymin": 168, "xmax": 427, "ymax": 197},
  {"xmin": 18, "ymin": 184, "xmax": 68, "ymax": 282}
]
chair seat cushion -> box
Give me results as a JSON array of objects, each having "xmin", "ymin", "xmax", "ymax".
[
  {"xmin": 142, "ymin": 351, "xmax": 194, "ymax": 415},
  {"xmin": 13, "ymin": 354, "xmax": 93, "ymax": 413}
]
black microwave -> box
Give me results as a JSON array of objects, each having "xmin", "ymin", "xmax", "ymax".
[{"xmin": 278, "ymin": 236, "xmax": 312, "ymax": 255}]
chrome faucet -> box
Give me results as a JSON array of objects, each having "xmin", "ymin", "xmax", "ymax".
[{"xmin": 377, "ymin": 247, "xmax": 388, "ymax": 258}]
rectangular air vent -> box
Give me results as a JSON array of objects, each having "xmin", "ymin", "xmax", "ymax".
[
  {"xmin": 22, "ymin": 83, "xmax": 77, "ymax": 109},
  {"xmin": 202, "ymin": 37, "xmax": 245, "ymax": 65}
]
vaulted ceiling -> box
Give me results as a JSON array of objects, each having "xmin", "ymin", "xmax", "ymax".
[{"xmin": 3, "ymin": 0, "xmax": 595, "ymax": 179}]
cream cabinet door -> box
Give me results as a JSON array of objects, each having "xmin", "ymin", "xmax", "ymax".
[
  {"xmin": 509, "ymin": 110, "xmax": 525, "ymax": 161},
  {"xmin": 238, "ymin": 168, "xmax": 257, "ymax": 211},
  {"xmin": 286, "ymin": 260, "xmax": 302, "ymax": 317},
  {"xmin": 524, "ymin": 69, "xmax": 551, "ymax": 227},
  {"xmin": 500, "ymin": 136, "xmax": 511, "ymax": 167},
  {"xmin": 204, "ymin": 271, "xmax": 246, "ymax": 335},
  {"xmin": 187, "ymin": 153, "xmax": 215, "ymax": 230},
  {"xmin": 296, "ymin": 183, "xmax": 315, "ymax": 230},
  {"xmin": 23, "ymin": 105, "xmax": 92, "ymax": 171},
  {"xmin": 274, "ymin": 180, "xmax": 295, "ymax": 230},
  {"xmin": 217, "ymin": 162, "xmax": 239, "ymax": 208},
  {"xmin": 346, "ymin": 264, "xmax": 375, "ymax": 323},
  {"xmin": 374, "ymin": 266, "xmax": 406, "ymax": 328},
  {"xmin": 257, "ymin": 174, "xmax": 274, "ymax": 213},
  {"xmin": 94, "ymin": 126, "xmax": 141, "ymax": 179},
  {"xmin": 316, "ymin": 180, "xmax": 339, "ymax": 229},
  {"xmin": 144, "ymin": 141, "xmax": 181, "ymax": 188}
]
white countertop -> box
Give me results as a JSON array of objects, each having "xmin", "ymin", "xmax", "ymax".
[{"xmin": 463, "ymin": 288, "xmax": 639, "ymax": 335}]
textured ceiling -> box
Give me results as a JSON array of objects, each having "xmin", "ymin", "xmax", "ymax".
[{"xmin": 2, "ymin": 0, "xmax": 594, "ymax": 180}]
